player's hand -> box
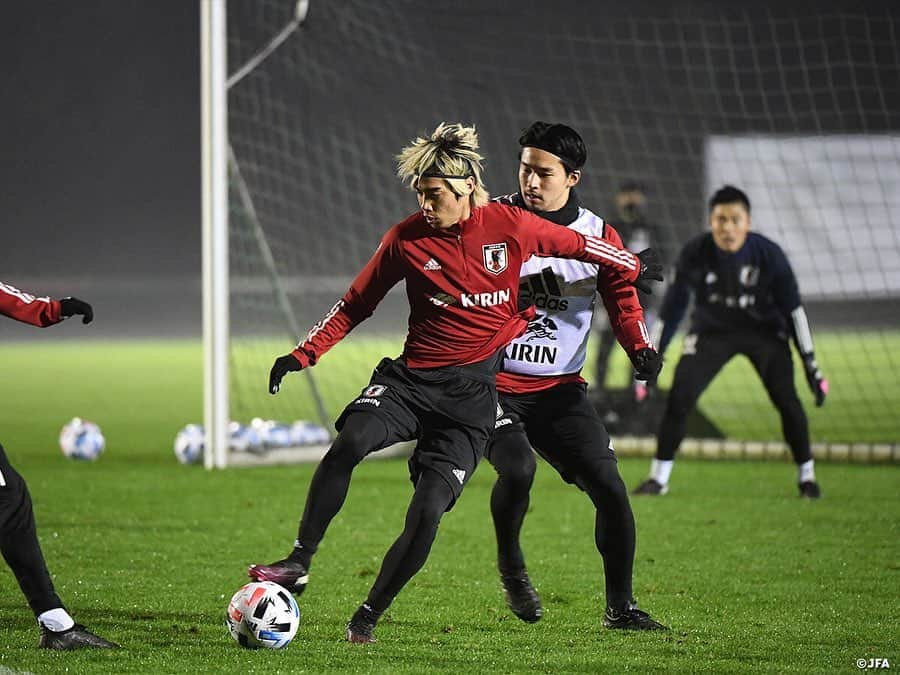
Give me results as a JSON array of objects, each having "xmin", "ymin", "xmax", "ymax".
[
  {"xmin": 632, "ymin": 347, "xmax": 662, "ymax": 385},
  {"xmin": 802, "ymin": 354, "xmax": 828, "ymax": 407},
  {"xmin": 633, "ymin": 249, "xmax": 664, "ymax": 294},
  {"xmin": 59, "ymin": 297, "xmax": 94, "ymax": 324},
  {"xmin": 269, "ymin": 354, "xmax": 303, "ymax": 395}
]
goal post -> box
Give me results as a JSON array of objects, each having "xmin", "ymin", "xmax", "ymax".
[{"xmin": 200, "ymin": 0, "xmax": 229, "ymax": 469}]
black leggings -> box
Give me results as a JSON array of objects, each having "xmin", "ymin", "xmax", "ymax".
[
  {"xmin": 365, "ymin": 470, "xmax": 455, "ymax": 613},
  {"xmin": 487, "ymin": 407, "xmax": 636, "ymax": 610},
  {"xmin": 657, "ymin": 331, "xmax": 811, "ymax": 463},
  {"xmin": 296, "ymin": 412, "xmax": 391, "ymax": 556},
  {"xmin": 0, "ymin": 444, "xmax": 64, "ymax": 616}
]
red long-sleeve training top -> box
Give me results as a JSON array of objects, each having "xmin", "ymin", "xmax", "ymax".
[
  {"xmin": 291, "ymin": 202, "xmax": 640, "ymax": 369},
  {"xmin": 0, "ymin": 281, "xmax": 62, "ymax": 327}
]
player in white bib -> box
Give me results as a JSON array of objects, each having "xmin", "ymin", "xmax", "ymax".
[{"xmin": 485, "ymin": 122, "xmax": 666, "ymax": 630}]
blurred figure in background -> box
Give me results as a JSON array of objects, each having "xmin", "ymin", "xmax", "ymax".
[
  {"xmin": 0, "ymin": 281, "xmax": 117, "ymax": 649},
  {"xmin": 633, "ymin": 186, "xmax": 828, "ymax": 498},
  {"xmin": 593, "ymin": 181, "xmax": 675, "ymax": 399}
]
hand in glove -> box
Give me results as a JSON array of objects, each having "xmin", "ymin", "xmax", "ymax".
[
  {"xmin": 59, "ymin": 297, "xmax": 94, "ymax": 324},
  {"xmin": 268, "ymin": 353, "xmax": 305, "ymax": 394},
  {"xmin": 633, "ymin": 249, "xmax": 664, "ymax": 295},
  {"xmin": 632, "ymin": 347, "xmax": 662, "ymax": 386},
  {"xmin": 802, "ymin": 354, "xmax": 828, "ymax": 407}
]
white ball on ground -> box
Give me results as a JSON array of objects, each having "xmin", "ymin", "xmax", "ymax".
[
  {"xmin": 250, "ymin": 418, "xmax": 292, "ymax": 450},
  {"xmin": 173, "ymin": 424, "xmax": 204, "ymax": 464},
  {"xmin": 289, "ymin": 421, "xmax": 331, "ymax": 446},
  {"xmin": 226, "ymin": 581, "xmax": 300, "ymax": 649},
  {"xmin": 228, "ymin": 421, "xmax": 264, "ymax": 454},
  {"xmin": 59, "ymin": 418, "xmax": 105, "ymax": 461}
]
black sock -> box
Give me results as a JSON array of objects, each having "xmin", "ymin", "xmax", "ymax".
[
  {"xmin": 288, "ymin": 543, "xmax": 312, "ymax": 569},
  {"xmin": 351, "ymin": 602, "xmax": 383, "ymax": 626}
]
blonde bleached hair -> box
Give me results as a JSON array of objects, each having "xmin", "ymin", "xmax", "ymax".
[{"xmin": 396, "ymin": 122, "xmax": 489, "ymax": 208}]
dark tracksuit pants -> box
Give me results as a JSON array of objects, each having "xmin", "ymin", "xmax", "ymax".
[
  {"xmin": 657, "ymin": 330, "xmax": 812, "ymax": 463},
  {"xmin": 0, "ymin": 443, "xmax": 65, "ymax": 617}
]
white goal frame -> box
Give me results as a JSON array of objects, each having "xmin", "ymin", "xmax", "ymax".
[{"xmin": 201, "ymin": 0, "xmax": 229, "ymax": 469}]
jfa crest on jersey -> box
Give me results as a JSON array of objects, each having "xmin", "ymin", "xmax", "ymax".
[
  {"xmin": 504, "ymin": 208, "xmax": 604, "ymax": 376},
  {"xmin": 483, "ymin": 243, "xmax": 508, "ymax": 275}
]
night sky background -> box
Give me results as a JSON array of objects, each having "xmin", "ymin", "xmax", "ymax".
[{"xmin": 1, "ymin": 1, "xmax": 199, "ymax": 280}]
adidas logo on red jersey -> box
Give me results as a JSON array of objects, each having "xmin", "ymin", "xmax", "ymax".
[{"xmin": 424, "ymin": 258, "xmax": 442, "ymax": 271}]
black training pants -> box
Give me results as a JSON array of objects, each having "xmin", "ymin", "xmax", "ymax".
[
  {"xmin": 0, "ymin": 443, "xmax": 64, "ymax": 616},
  {"xmin": 657, "ymin": 330, "xmax": 811, "ymax": 463}
]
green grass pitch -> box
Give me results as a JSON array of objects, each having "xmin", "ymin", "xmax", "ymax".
[
  {"xmin": 0, "ymin": 339, "xmax": 896, "ymax": 673},
  {"xmin": 232, "ymin": 331, "xmax": 900, "ymax": 443}
]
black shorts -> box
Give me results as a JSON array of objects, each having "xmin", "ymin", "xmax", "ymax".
[
  {"xmin": 336, "ymin": 352, "xmax": 503, "ymax": 506},
  {"xmin": 489, "ymin": 382, "xmax": 615, "ymax": 486}
]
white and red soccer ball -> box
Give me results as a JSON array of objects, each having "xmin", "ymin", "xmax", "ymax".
[{"xmin": 226, "ymin": 581, "xmax": 300, "ymax": 649}]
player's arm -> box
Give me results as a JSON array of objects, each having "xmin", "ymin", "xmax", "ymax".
[
  {"xmin": 269, "ymin": 230, "xmax": 405, "ymax": 394},
  {"xmin": 0, "ymin": 281, "xmax": 93, "ymax": 327},
  {"xmin": 515, "ymin": 207, "xmax": 663, "ymax": 292},
  {"xmin": 595, "ymin": 225, "xmax": 661, "ymax": 384},
  {"xmin": 772, "ymin": 249, "xmax": 828, "ymax": 407},
  {"xmin": 649, "ymin": 242, "xmax": 694, "ymax": 358}
]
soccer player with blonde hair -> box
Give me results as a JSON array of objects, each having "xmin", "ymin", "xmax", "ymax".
[{"xmin": 249, "ymin": 122, "xmax": 662, "ymax": 642}]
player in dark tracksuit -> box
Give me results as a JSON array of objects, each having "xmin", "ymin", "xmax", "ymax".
[
  {"xmin": 633, "ymin": 185, "xmax": 828, "ymax": 498},
  {"xmin": 483, "ymin": 122, "xmax": 666, "ymax": 631},
  {"xmin": 0, "ymin": 281, "xmax": 117, "ymax": 649},
  {"xmin": 248, "ymin": 123, "xmax": 662, "ymax": 643}
]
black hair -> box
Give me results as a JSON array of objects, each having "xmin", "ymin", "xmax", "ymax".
[
  {"xmin": 518, "ymin": 121, "xmax": 586, "ymax": 173},
  {"xmin": 618, "ymin": 180, "xmax": 646, "ymax": 194},
  {"xmin": 709, "ymin": 185, "xmax": 751, "ymax": 213}
]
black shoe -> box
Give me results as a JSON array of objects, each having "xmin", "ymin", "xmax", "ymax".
[
  {"xmin": 603, "ymin": 602, "xmax": 667, "ymax": 631},
  {"xmin": 248, "ymin": 558, "xmax": 309, "ymax": 595},
  {"xmin": 500, "ymin": 569, "xmax": 543, "ymax": 623},
  {"xmin": 632, "ymin": 479, "xmax": 668, "ymax": 496},
  {"xmin": 798, "ymin": 481, "xmax": 821, "ymax": 499},
  {"xmin": 345, "ymin": 605, "xmax": 378, "ymax": 644},
  {"xmin": 39, "ymin": 623, "xmax": 119, "ymax": 650}
]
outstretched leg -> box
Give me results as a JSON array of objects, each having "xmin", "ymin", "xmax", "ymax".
[
  {"xmin": 249, "ymin": 412, "xmax": 392, "ymax": 591},
  {"xmin": 346, "ymin": 470, "xmax": 455, "ymax": 642},
  {"xmin": 637, "ymin": 334, "xmax": 733, "ymax": 495},
  {"xmin": 748, "ymin": 337, "xmax": 819, "ymax": 498}
]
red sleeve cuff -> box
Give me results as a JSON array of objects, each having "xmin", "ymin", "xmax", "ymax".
[{"xmin": 290, "ymin": 348, "xmax": 314, "ymax": 368}]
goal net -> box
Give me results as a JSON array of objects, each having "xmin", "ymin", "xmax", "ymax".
[{"xmin": 213, "ymin": 0, "xmax": 900, "ymax": 466}]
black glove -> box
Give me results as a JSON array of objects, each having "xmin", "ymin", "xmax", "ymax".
[
  {"xmin": 632, "ymin": 347, "xmax": 662, "ymax": 385},
  {"xmin": 59, "ymin": 297, "xmax": 94, "ymax": 324},
  {"xmin": 802, "ymin": 354, "xmax": 828, "ymax": 407},
  {"xmin": 268, "ymin": 354, "xmax": 303, "ymax": 394},
  {"xmin": 633, "ymin": 248, "xmax": 664, "ymax": 295}
]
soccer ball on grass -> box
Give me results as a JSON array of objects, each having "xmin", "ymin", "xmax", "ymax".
[
  {"xmin": 226, "ymin": 581, "xmax": 300, "ymax": 649},
  {"xmin": 173, "ymin": 424, "xmax": 204, "ymax": 464},
  {"xmin": 59, "ymin": 418, "xmax": 105, "ymax": 461}
]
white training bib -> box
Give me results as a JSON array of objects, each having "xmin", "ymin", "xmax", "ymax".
[{"xmin": 504, "ymin": 208, "xmax": 604, "ymax": 377}]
